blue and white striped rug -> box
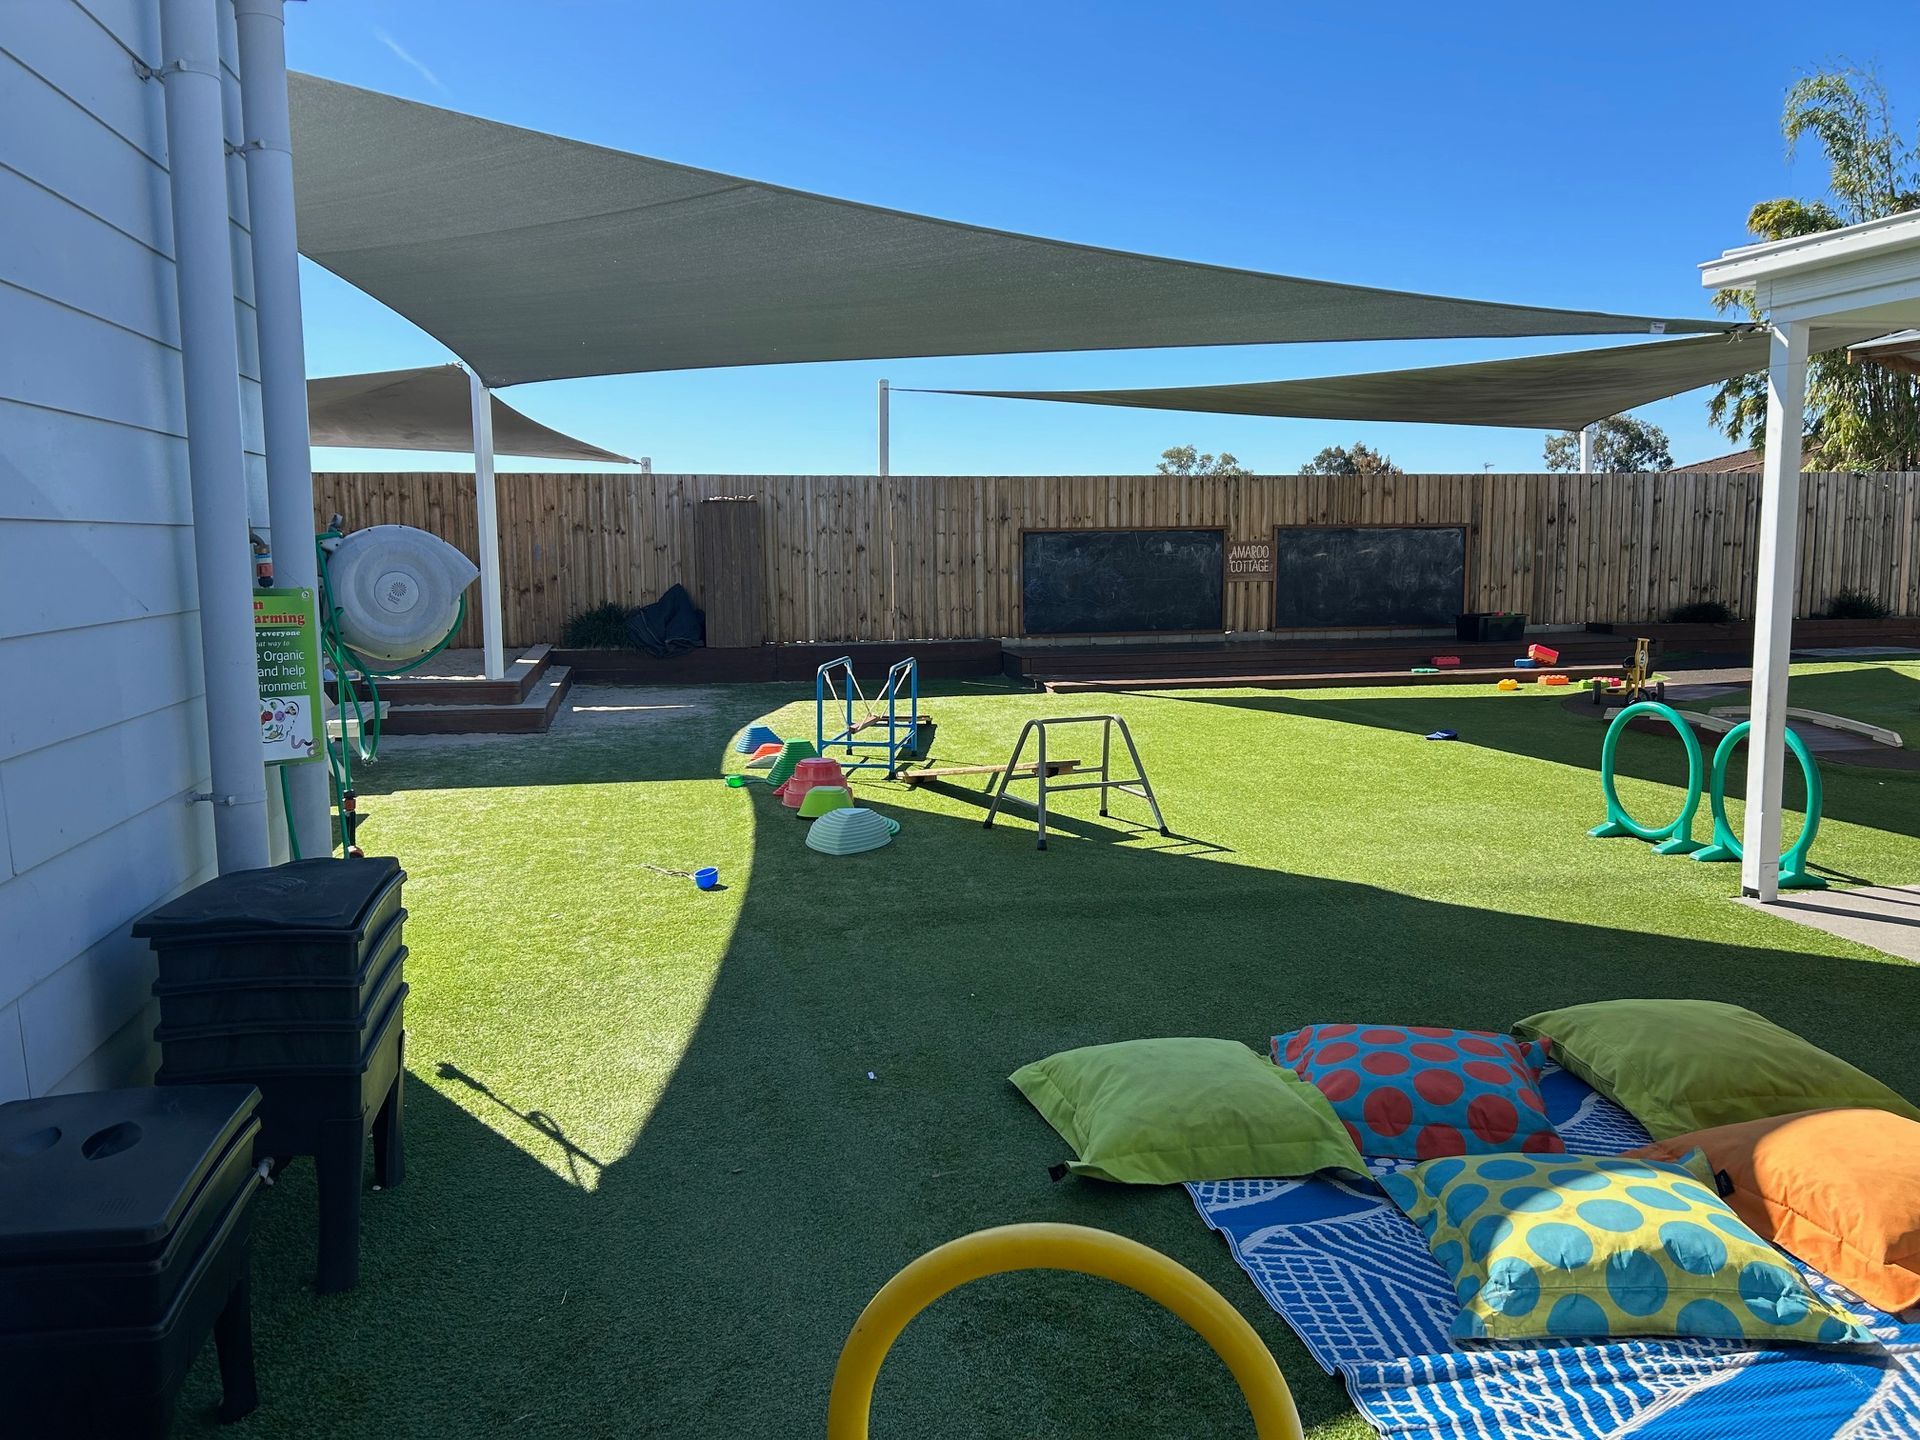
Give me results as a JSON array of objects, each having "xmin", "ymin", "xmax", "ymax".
[{"xmin": 1190, "ymin": 1067, "xmax": 1920, "ymax": 1439}]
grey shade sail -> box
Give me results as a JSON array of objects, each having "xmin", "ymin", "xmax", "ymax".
[
  {"xmin": 288, "ymin": 74, "xmax": 1734, "ymax": 388},
  {"xmin": 906, "ymin": 326, "xmax": 1882, "ymax": 431},
  {"xmin": 306, "ymin": 366, "xmax": 634, "ymax": 462}
]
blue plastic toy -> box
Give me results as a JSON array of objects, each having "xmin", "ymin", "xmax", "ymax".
[
  {"xmin": 736, "ymin": 723, "xmax": 783, "ymax": 754},
  {"xmin": 1513, "ymin": 657, "xmax": 1537, "ymax": 668},
  {"xmin": 694, "ymin": 867, "xmax": 720, "ymax": 891}
]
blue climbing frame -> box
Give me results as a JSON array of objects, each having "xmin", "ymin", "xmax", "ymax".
[{"xmin": 816, "ymin": 656, "xmax": 919, "ymax": 776}]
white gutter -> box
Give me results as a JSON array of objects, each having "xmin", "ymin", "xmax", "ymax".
[
  {"xmin": 159, "ymin": 0, "xmax": 270, "ymax": 872},
  {"xmin": 235, "ymin": 0, "xmax": 329, "ymax": 860}
]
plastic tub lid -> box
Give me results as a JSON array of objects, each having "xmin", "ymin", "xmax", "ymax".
[
  {"xmin": 0, "ymin": 1086, "xmax": 259, "ymax": 1262},
  {"xmin": 132, "ymin": 857, "xmax": 404, "ymax": 942}
]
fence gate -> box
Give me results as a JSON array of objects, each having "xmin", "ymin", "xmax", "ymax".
[{"xmin": 695, "ymin": 496, "xmax": 767, "ymax": 647}]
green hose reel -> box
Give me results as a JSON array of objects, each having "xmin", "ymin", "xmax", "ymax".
[{"xmin": 1591, "ymin": 703, "xmax": 1826, "ymax": 886}]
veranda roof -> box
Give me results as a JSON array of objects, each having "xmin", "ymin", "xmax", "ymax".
[
  {"xmin": 287, "ymin": 74, "xmax": 1734, "ymax": 388},
  {"xmin": 1850, "ymin": 330, "xmax": 1920, "ymax": 377},
  {"xmin": 306, "ymin": 366, "xmax": 634, "ymax": 462},
  {"xmin": 905, "ymin": 326, "xmax": 1881, "ymax": 430}
]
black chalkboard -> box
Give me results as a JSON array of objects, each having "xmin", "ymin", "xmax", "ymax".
[
  {"xmin": 1022, "ymin": 529, "xmax": 1224, "ymax": 635},
  {"xmin": 1272, "ymin": 526, "xmax": 1467, "ymax": 628}
]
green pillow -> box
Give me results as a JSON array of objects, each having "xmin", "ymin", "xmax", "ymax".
[
  {"xmin": 1009, "ymin": 1037, "xmax": 1365, "ymax": 1184},
  {"xmin": 1378, "ymin": 1150, "xmax": 1874, "ymax": 1347},
  {"xmin": 1513, "ymin": 999, "xmax": 1920, "ymax": 1140}
]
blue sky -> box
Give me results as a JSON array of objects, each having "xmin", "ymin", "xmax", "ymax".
[{"xmin": 292, "ymin": 1, "xmax": 1920, "ymax": 475}]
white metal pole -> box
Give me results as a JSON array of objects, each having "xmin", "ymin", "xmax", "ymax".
[
  {"xmin": 1578, "ymin": 425, "xmax": 1593, "ymax": 474},
  {"xmin": 1740, "ymin": 319, "xmax": 1810, "ymax": 902},
  {"xmin": 236, "ymin": 0, "xmax": 328, "ymax": 861},
  {"xmin": 160, "ymin": 0, "xmax": 270, "ymax": 874},
  {"xmin": 468, "ymin": 368, "xmax": 507, "ymax": 681},
  {"xmin": 878, "ymin": 378, "xmax": 891, "ymax": 477}
]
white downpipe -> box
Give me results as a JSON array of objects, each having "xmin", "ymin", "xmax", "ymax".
[
  {"xmin": 468, "ymin": 368, "xmax": 506, "ymax": 681},
  {"xmin": 878, "ymin": 378, "xmax": 891, "ymax": 477},
  {"xmin": 1740, "ymin": 319, "xmax": 1810, "ymax": 902},
  {"xmin": 160, "ymin": 0, "xmax": 270, "ymax": 874},
  {"xmin": 235, "ymin": 0, "xmax": 328, "ymax": 861}
]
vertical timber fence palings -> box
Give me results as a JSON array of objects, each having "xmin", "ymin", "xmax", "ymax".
[{"xmin": 312, "ymin": 472, "xmax": 1920, "ymax": 649}]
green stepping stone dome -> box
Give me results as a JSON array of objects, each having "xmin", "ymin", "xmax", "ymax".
[
  {"xmin": 766, "ymin": 740, "xmax": 818, "ymax": 788},
  {"xmin": 797, "ymin": 785, "xmax": 853, "ymax": 819}
]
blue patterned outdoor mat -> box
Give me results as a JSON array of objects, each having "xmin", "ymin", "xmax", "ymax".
[{"xmin": 1190, "ymin": 1066, "xmax": 1920, "ymax": 1438}]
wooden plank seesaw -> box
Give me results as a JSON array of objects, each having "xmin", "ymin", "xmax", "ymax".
[{"xmin": 900, "ymin": 759, "xmax": 1081, "ymax": 786}]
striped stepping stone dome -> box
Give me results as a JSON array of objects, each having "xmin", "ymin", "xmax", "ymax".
[
  {"xmin": 735, "ymin": 723, "xmax": 783, "ymax": 754},
  {"xmin": 805, "ymin": 808, "xmax": 899, "ymax": 855}
]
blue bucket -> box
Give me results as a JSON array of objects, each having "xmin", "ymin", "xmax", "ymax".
[{"xmin": 694, "ymin": 867, "xmax": 720, "ymax": 891}]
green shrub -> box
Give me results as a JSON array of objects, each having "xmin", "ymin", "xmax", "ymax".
[
  {"xmin": 562, "ymin": 602, "xmax": 632, "ymax": 648},
  {"xmin": 1824, "ymin": 588, "xmax": 1891, "ymax": 620},
  {"xmin": 1667, "ymin": 600, "xmax": 1733, "ymax": 624}
]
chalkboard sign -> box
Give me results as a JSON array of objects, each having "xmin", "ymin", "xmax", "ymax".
[
  {"xmin": 1272, "ymin": 526, "xmax": 1467, "ymax": 629},
  {"xmin": 1022, "ymin": 529, "xmax": 1224, "ymax": 635}
]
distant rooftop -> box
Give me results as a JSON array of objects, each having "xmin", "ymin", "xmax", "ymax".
[{"xmin": 1668, "ymin": 448, "xmax": 1762, "ymax": 474}]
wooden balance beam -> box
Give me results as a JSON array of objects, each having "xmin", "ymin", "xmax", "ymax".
[{"xmin": 900, "ymin": 759, "xmax": 1081, "ymax": 786}]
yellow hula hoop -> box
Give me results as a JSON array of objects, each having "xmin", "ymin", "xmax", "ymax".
[{"xmin": 825, "ymin": 1223, "xmax": 1304, "ymax": 1439}]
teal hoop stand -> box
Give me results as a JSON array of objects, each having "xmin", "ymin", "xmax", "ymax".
[
  {"xmin": 1589, "ymin": 702, "xmax": 1705, "ymax": 855},
  {"xmin": 1690, "ymin": 721, "xmax": 1827, "ymax": 889}
]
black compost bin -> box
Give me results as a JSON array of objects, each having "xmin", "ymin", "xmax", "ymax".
[
  {"xmin": 0, "ymin": 1085, "xmax": 263, "ymax": 1437},
  {"xmin": 133, "ymin": 858, "xmax": 409, "ymax": 1295}
]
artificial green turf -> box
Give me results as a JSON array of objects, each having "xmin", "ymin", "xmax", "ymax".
[{"xmin": 179, "ymin": 665, "xmax": 1920, "ymax": 1439}]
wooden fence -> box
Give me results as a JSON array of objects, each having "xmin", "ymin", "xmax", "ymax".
[{"xmin": 313, "ymin": 471, "xmax": 1920, "ymax": 649}]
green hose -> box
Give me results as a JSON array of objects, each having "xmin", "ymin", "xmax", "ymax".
[{"xmin": 278, "ymin": 764, "xmax": 301, "ymax": 861}]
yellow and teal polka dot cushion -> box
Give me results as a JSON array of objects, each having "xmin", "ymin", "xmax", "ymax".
[{"xmin": 1378, "ymin": 1151, "xmax": 1875, "ymax": 1348}]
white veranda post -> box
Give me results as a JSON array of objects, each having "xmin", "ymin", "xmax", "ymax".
[
  {"xmin": 1699, "ymin": 211, "xmax": 1920, "ymax": 899},
  {"xmin": 1577, "ymin": 425, "xmax": 1593, "ymax": 473},
  {"xmin": 467, "ymin": 367, "xmax": 507, "ymax": 681},
  {"xmin": 878, "ymin": 378, "xmax": 891, "ymax": 477},
  {"xmin": 1740, "ymin": 320, "xmax": 1810, "ymax": 901}
]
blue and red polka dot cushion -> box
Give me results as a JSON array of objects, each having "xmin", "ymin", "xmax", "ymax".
[{"xmin": 1272, "ymin": 1023, "xmax": 1565, "ymax": 1160}]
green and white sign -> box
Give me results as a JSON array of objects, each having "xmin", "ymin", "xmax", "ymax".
[{"xmin": 255, "ymin": 587, "xmax": 324, "ymax": 765}]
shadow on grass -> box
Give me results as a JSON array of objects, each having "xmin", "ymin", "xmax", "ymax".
[
  {"xmin": 1160, "ymin": 678, "xmax": 1920, "ymax": 845},
  {"xmin": 181, "ymin": 770, "xmax": 1920, "ymax": 1440}
]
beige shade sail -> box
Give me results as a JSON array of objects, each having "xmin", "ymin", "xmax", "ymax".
[
  {"xmin": 306, "ymin": 366, "xmax": 634, "ymax": 462},
  {"xmin": 906, "ymin": 326, "xmax": 1882, "ymax": 431},
  {"xmin": 288, "ymin": 74, "xmax": 1735, "ymax": 388}
]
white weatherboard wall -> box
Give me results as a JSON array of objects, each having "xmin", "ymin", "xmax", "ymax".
[{"xmin": 0, "ymin": 0, "xmax": 268, "ymax": 1099}]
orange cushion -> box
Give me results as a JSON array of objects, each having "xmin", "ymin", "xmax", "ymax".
[{"xmin": 1633, "ymin": 1108, "xmax": 1920, "ymax": 1314}]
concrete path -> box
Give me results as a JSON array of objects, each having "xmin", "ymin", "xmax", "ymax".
[{"xmin": 1740, "ymin": 886, "xmax": 1920, "ymax": 964}]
